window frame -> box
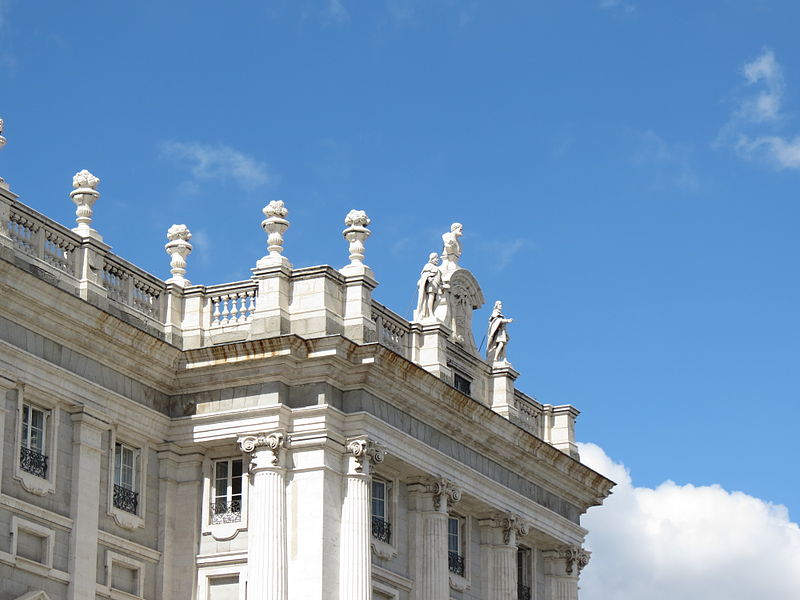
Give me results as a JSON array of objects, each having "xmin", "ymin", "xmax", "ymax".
[
  {"xmin": 107, "ymin": 428, "xmax": 147, "ymax": 530},
  {"xmin": 197, "ymin": 564, "xmax": 248, "ymax": 600},
  {"xmin": 517, "ymin": 545, "xmax": 533, "ymax": 600},
  {"xmin": 448, "ymin": 513, "xmax": 471, "ymax": 592},
  {"xmin": 11, "ymin": 515, "xmax": 55, "ymax": 568},
  {"xmin": 105, "ymin": 550, "xmax": 145, "ymax": 600},
  {"xmin": 211, "ymin": 457, "xmax": 244, "ymax": 525},
  {"xmin": 202, "ymin": 453, "xmax": 250, "ymax": 541},
  {"xmin": 370, "ymin": 471, "xmax": 398, "ymax": 560},
  {"xmin": 13, "ymin": 384, "xmax": 59, "ymax": 496}
]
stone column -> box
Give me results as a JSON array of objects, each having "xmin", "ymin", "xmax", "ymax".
[
  {"xmin": 408, "ymin": 478, "xmax": 461, "ymax": 600},
  {"xmin": 480, "ymin": 514, "xmax": 529, "ymax": 600},
  {"xmin": 543, "ymin": 546, "xmax": 589, "ymax": 600},
  {"xmin": 67, "ymin": 409, "xmax": 108, "ymax": 600},
  {"xmin": 239, "ymin": 432, "xmax": 288, "ymax": 600},
  {"xmin": 339, "ymin": 438, "xmax": 385, "ymax": 600}
]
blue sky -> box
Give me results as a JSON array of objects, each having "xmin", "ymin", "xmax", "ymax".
[{"xmin": 2, "ymin": 1, "xmax": 800, "ymax": 595}]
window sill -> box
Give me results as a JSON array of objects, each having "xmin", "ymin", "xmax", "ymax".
[
  {"xmin": 449, "ymin": 572, "xmax": 470, "ymax": 592},
  {"xmin": 14, "ymin": 469, "xmax": 55, "ymax": 497},
  {"xmin": 109, "ymin": 506, "xmax": 144, "ymax": 531},
  {"xmin": 204, "ymin": 519, "xmax": 247, "ymax": 541}
]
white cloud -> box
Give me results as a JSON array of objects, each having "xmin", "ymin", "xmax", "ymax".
[
  {"xmin": 599, "ymin": 0, "xmax": 636, "ymax": 14},
  {"xmin": 721, "ymin": 48, "xmax": 800, "ymax": 170},
  {"xmin": 635, "ymin": 130, "xmax": 700, "ymax": 192},
  {"xmin": 578, "ymin": 442, "xmax": 800, "ymax": 600},
  {"xmin": 480, "ymin": 238, "xmax": 533, "ymax": 270},
  {"xmin": 159, "ymin": 141, "xmax": 271, "ymax": 191}
]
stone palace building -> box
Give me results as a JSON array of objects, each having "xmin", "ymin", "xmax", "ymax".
[{"xmin": 0, "ymin": 121, "xmax": 613, "ymax": 600}]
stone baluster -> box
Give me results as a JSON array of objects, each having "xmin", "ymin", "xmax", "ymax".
[
  {"xmin": 339, "ymin": 438, "xmax": 385, "ymax": 600},
  {"xmin": 70, "ymin": 169, "xmax": 102, "ymax": 240},
  {"xmin": 257, "ymin": 200, "xmax": 291, "ymax": 269},
  {"xmin": 165, "ymin": 224, "xmax": 193, "ymax": 287},
  {"xmin": 480, "ymin": 514, "xmax": 529, "ymax": 600},
  {"xmin": 408, "ymin": 477, "xmax": 461, "ymax": 600},
  {"xmin": 543, "ymin": 546, "xmax": 590, "ymax": 600},
  {"xmin": 239, "ymin": 432, "xmax": 289, "ymax": 600}
]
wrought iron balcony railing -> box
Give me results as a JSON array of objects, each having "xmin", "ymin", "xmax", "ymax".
[
  {"xmin": 518, "ymin": 584, "xmax": 532, "ymax": 600},
  {"xmin": 19, "ymin": 446, "xmax": 48, "ymax": 478},
  {"xmin": 371, "ymin": 516, "xmax": 392, "ymax": 544},
  {"xmin": 448, "ymin": 551, "xmax": 465, "ymax": 577},
  {"xmin": 211, "ymin": 499, "xmax": 242, "ymax": 524},
  {"xmin": 113, "ymin": 484, "xmax": 139, "ymax": 514}
]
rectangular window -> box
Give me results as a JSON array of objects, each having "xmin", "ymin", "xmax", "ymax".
[
  {"xmin": 209, "ymin": 575, "xmax": 240, "ymax": 600},
  {"xmin": 19, "ymin": 403, "xmax": 48, "ymax": 478},
  {"xmin": 518, "ymin": 547, "xmax": 532, "ymax": 600},
  {"xmin": 112, "ymin": 561, "xmax": 140, "ymax": 596},
  {"xmin": 453, "ymin": 372, "xmax": 472, "ymax": 396},
  {"xmin": 448, "ymin": 516, "xmax": 465, "ymax": 576},
  {"xmin": 211, "ymin": 459, "xmax": 243, "ymax": 524},
  {"xmin": 371, "ymin": 479, "xmax": 391, "ymax": 544},
  {"xmin": 16, "ymin": 528, "xmax": 46, "ymax": 564},
  {"xmin": 114, "ymin": 442, "xmax": 139, "ymax": 514}
]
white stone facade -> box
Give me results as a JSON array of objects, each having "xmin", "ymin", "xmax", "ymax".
[{"xmin": 0, "ymin": 172, "xmax": 613, "ymax": 600}]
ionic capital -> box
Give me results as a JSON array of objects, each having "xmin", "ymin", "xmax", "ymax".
[
  {"xmin": 544, "ymin": 545, "xmax": 591, "ymax": 575},
  {"xmin": 345, "ymin": 437, "xmax": 385, "ymax": 474},
  {"xmin": 429, "ymin": 477, "xmax": 461, "ymax": 512},
  {"xmin": 238, "ymin": 431, "xmax": 288, "ymax": 470}
]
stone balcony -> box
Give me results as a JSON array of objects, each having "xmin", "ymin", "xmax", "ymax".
[{"xmin": 0, "ymin": 180, "xmax": 579, "ymax": 457}]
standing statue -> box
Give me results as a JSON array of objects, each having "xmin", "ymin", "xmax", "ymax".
[
  {"xmin": 486, "ymin": 301, "xmax": 513, "ymax": 363},
  {"xmin": 415, "ymin": 252, "xmax": 443, "ymax": 321},
  {"xmin": 441, "ymin": 222, "xmax": 463, "ymax": 271}
]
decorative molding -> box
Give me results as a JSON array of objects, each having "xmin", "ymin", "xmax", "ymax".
[
  {"xmin": 431, "ymin": 477, "xmax": 461, "ymax": 511},
  {"xmin": 370, "ymin": 539, "xmax": 397, "ymax": 561},
  {"xmin": 500, "ymin": 513, "xmax": 529, "ymax": 546},
  {"xmin": 545, "ymin": 545, "xmax": 591, "ymax": 575}
]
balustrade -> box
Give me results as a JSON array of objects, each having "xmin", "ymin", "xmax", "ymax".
[
  {"xmin": 448, "ymin": 550, "xmax": 466, "ymax": 576},
  {"xmin": 210, "ymin": 499, "xmax": 242, "ymax": 524},
  {"xmin": 209, "ymin": 286, "xmax": 257, "ymax": 327},
  {"xmin": 372, "ymin": 301, "xmax": 410, "ymax": 357},
  {"xmin": 371, "ymin": 515, "xmax": 392, "ymax": 544}
]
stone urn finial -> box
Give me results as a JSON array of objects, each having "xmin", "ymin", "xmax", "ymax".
[
  {"xmin": 340, "ymin": 209, "xmax": 371, "ymax": 275},
  {"xmin": 70, "ymin": 169, "xmax": 102, "ymax": 239},
  {"xmin": 0, "ymin": 118, "xmax": 7, "ymax": 188},
  {"xmin": 256, "ymin": 200, "xmax": 291, "ymax": 268},
  {"xmin": 165, "ymin": 224, "xmax": 193, "ymax": 287}
]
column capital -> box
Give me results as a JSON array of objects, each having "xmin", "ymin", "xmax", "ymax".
[
  {"xmin": 345, "ymin": 437, "xmax": 385, "ymax": 475},
  {"xmin": 543, "ymin": 545, "xmax": 591, "ymax": 575},
  {"xmin": 408, "ymin": 476, "xmax": 462, "ymax": 512},
  {"xmin": 479, "ymin": 513, "xmax": 529, "ymax": 546},
  {"xmin": 239, "ymin": 430, "xmax": 288, "ymax": 470}
]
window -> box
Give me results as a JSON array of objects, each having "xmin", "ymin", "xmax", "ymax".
[
  {"xmin": 453, "ymin": 372, "xmax": 472, "ymax": 396},
  {"xmin": 114, "ymin": 442, "xmax": 140, "ymax": 514},
  {"xmin": 19, "ymin": 403, "xmax": 48, "ymax": 478},
  {"xmin": 448, "ymin": 516, "xmax": 465, "ymax": 576},
  {"xmin": 371, "ymin": 479, "xmax": 391, "ymax": 544},
  {"xmin": 208, "ymin": 575, "xmax": 240, "ymax": 600},
  {"xmin": 106, "ymin": 551, "xmax": 144, "ymax": 599},
  {"xmin": 211, "ymin": 459, "xmax": 243, "ymax": 524},
  {"xmin": 518, "ymin": 547, "xmax": 532, "ymax": 600},
  {"xmin": 11, "ymin": 516, "xmax": 54, "ymax": 569}
]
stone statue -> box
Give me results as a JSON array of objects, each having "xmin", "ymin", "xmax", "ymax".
[
  {"xmin": 415, "ymin": 252, "xmax": 443, "ymax": 321},
  {"xmin": 441, "ymin": 222, "xmax": 463, "ymax": 271},
  {"xmin": 486, "ymin": 301, "xmax": 513, "ymax": 363}
]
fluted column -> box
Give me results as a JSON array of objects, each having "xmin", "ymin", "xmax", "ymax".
[
  {"xmin": 408, "ymin": 478, "xmax": 461, "ymax": 600},
  {"xmin": 543, "ymin": 546, "xmax": 589, "ymax": 600},
  {"xmin": 239, "ymin": 432, "xmax": 288, "ymax": 600},
  {"xmin": 339, "ymin": 438, "xmax": 385, "ymax": 600},
  {"xmin": 480, "ymin": 514, "xmax": 529, "ymax": 600}
]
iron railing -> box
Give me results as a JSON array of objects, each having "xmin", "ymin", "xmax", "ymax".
[
  {"xmin": 113, "ymin": 484, "xmax": 139, "ymax": 514},
  {"xmin": 211, "ymin": 499, "xmax": 242, "ymax": 524},
  {"xmin": 371, "ymin": 516, "xmax": 392, "ymax": 544},
  {"xmin": 19, "ymin": 446, "xmax": 48, "ymax": 478},
  {"xmin": 518, "ymin": 584, "xmax": 532, "ymax": 600},
  {"xmin": 448, "ymin": 551, "xmax": 465, "ymax": 577}
]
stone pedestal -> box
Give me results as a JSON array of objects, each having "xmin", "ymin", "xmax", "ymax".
[
  {"xmin": 240, "ymin": 432, "xmax": 288, "ymax": 600},
  {"xmin": 67, "ymin": 410, "xmax": 107, "ymax": 600},
  {"xmin": 249, "ymin": 265, "xmax": 292, "ymax": 338},
  {"xmin": 76, "ymin": 236, "xmax": 110, "ymax": 307},
  {"xmin": 543, "ymin": 405, "xmax": 581, "ymax": 459},
  {"xmin": 341, "ymin": 272, "xmax": 378, "ymax": 344},
  {"xmin": 411, "ymin": 321, "xmax": 453, "ymax": 381},
  {"xmin": 339, "ymin": 438, "xmax": 384, "ymax": 600},
  {"xmin": 489, "ymin": 362, "xmax": 520, "ymax": 420}
]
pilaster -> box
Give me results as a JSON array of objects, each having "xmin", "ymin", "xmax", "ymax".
[
  {"xmin": 239, "ymin": 431, "xmax": 289, "ymax": 600},
  {"xmin": 543, "ymin": 546, "xmax": 589, "ymax": 600},
  {"xmin": 156, "ymin": 444, "xmax": 205, "ymax": 600},
  {"xmin": 479, "ymin": 514, "xmax": 528, "ymax": 600},
  {"xmin": 67, "ymin": 409, "xmax": 108, "ymax": 600},
  {"xmin": 407, "ymin": 477, "xmax": 461, "ymax": 600}
]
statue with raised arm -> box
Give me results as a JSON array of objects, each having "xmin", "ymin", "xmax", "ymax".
[
  {"xmin": 441, "ymin": 222, "xmax": 463, "ymax": 271},
  {"xmin": 486, "ymin": 301, "xmax": 513, "ymax": 363},
  {"xmin": 415, "ymin": 252, "xmax": 443, "ymax": 321}
]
